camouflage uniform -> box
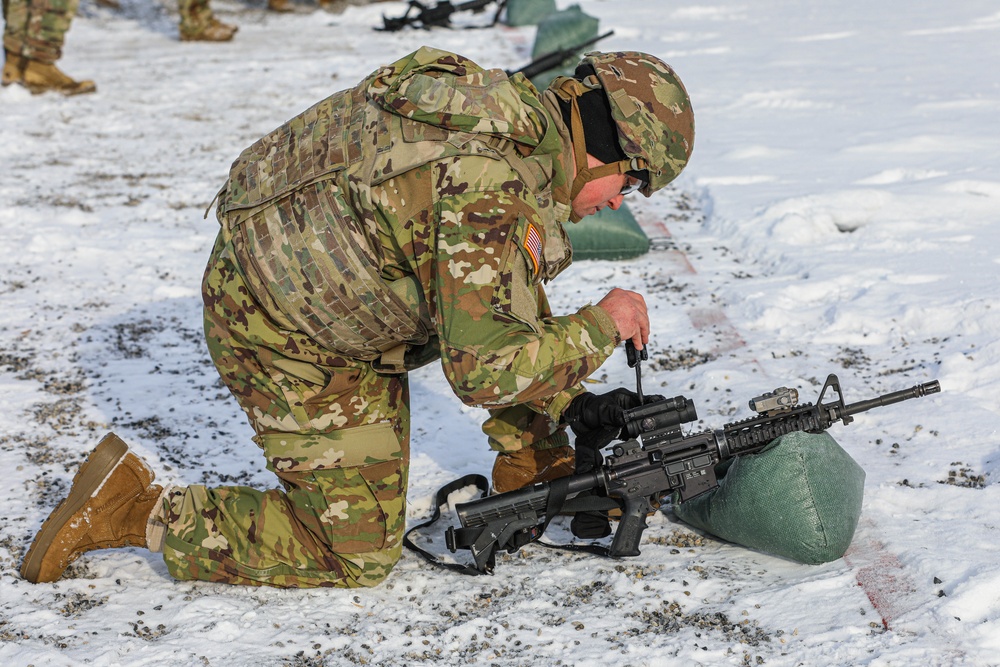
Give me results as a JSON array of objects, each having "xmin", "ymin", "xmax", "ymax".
[
  {"xmin": 3, "ymin": 0, "xmax": 78, "ymax": 64},
  {"xmin": 177, "ymin": 0, "xmax": 219, "ymax": 38},
  {"xmin": 159, "ymin": 48, "xmax": 621, "ymax": 587}
]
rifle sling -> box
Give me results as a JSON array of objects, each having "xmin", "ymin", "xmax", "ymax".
[
  {"xmin": 536, "ymin": 491, "xmax": 618, "ymax": 559},
  {"xmin": 402, "ymin": 473, "xmax": 491, "ymax": 575}
]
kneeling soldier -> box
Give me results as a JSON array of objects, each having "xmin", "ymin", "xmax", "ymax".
[{"xmin": 22, "ymin": 47, "xmax": 694, "ymax": 587}]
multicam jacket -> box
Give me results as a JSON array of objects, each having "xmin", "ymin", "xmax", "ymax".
[{"xmin": 215, "ymin": 47, "xmax": 619, "ymax": 427}]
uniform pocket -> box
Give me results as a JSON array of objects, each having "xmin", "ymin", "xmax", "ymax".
[
  {"xmin": 257, "ymin": 421, "xmax": 401, "ymax": 473},
  {"xmin": 306, "ymin": 454, "xmax": 406, "ymax": 553},
  {"xmin": 256, "ymin": 422, "xmax": 407, "ymax": 552}
]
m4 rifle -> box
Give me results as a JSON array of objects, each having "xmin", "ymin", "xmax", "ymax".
[{"xmin": 446, "ymin": 347, "xmax": 940, "ymax": 573}]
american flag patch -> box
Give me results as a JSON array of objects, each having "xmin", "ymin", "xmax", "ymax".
[{"xmin": 523, "ymin": 223, "xmax": 542, "ymax": 275}]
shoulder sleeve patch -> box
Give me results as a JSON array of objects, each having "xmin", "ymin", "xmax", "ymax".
[{"xmin": 523, "ymin": 222, "xmax": 543, "ymax": 276}]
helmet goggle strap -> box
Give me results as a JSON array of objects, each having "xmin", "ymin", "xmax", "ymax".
[{"xmin": 553, "ymin": 77, "xmax": 640, "ymax": 222}]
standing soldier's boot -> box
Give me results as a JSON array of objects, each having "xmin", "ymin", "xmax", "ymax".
[
  {"xmin": 20, "ymin": 58, "xmax": 96, "ymax": 95},
  {"xmin": 20, "ymin": 433, "xmax": 167, "ymax": 583},
  {"xmin": 180, "ymin": 17, "xmax": 238, "ymax": 42},
  {"xmin": 318, "ymin": 0, "xmax": 347, "ymax": 13},
  {"xmin": 268, "ymin": 0, "xmax": 294, "ymax": 12},
  {"xmin": 2, "ymin": 50, "xmax": 25, "ymax": 87}
]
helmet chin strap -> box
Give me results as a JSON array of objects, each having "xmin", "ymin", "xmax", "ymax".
[{"xmin": 552, "ymin": 76, "xmax": 633, "ymax": 222}]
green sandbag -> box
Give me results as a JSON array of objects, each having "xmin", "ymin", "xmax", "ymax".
[
  {"xmin": 528, "ymin": 5, "xmax": 600, "ymax": 90},
  {"xmin": 564, "ymin": 204, "xmax": 650, "ymax": 260},
  {"xmin": 504, "ymin": 0, "xmax": 556, "ymax": 26},
  {"xmin": 671, "ymin": 431, "xmax": 865, "ymax": 564},
  {"xmin": 531, "ymin": 5, "xmax": 599, "ymax": 57}
]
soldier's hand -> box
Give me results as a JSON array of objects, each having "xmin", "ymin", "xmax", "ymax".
[
  {"xmin": 563, "ymin": 388, "xmax": 644, "ymax": 433},
  {"xmin": 596, "ymin": 288, "xmax": 649, "ymax": 350}
]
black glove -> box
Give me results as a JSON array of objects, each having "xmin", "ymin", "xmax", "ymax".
[
  {"xmin": 562, "ymin": 388, "xmax": 645, "ymax": 434},
  {"xmin": 565, "ymin": 389, "xmax": 667, "ymax": 540}
]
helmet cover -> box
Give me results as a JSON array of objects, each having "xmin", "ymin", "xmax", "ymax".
[{"xmin": 580, "ymin": 51, "xmax": 695, "ymax": 195}]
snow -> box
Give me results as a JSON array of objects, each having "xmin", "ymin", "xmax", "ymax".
[{"xmin": 1, "ymin": 0, "xmax": 998, "ymax": 665}]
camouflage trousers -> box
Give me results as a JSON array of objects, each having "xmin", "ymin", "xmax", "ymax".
[
  {"xmin": 160, "ymin": 231, "xmax": 410, "ymax": 588},
  {"xmin": 3, "ymin": 0, "xmax": 78, "ymax": 64},
  {"xmin": 177, "ymin": 0, "xmax": 213, "ymax": 36}
]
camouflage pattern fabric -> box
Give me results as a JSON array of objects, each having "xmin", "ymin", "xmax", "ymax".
[
  {"xmin": 177, "ymin": 0, "xmax": 214, "ymax": 37},
  {"xmin": 3, "ymin": 0, "xmax": 78, "ymax": 64},
  {"xmin": 215, "ymin": 46, "xmax": 619, "ymax": 427},
  {"xmin": 577, "ymin": 51, "xmax": 695, "ymax": 196},
  {"xmin": 162, "ymin": 234, "xmax": 408, "ymax": 587},
  {"xmin": 368, "ymin": 155, "xmax": 618, "ymax": 449},
  {"xmin": 161, "ymin": 48, "xmax": 621, "ymax": 587}
]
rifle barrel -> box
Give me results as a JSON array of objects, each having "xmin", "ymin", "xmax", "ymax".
[{"xmin": 843, "ymin": 380, "xmax": 941, "ymax": 417}]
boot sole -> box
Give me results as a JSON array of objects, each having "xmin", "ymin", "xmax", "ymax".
[
  {"xmin": 20, "ymin": 433, "xmax": 129, "ymax": 582},
  {"xmin": 23, "ymin": 81, "xmax": 97, "ymax": 96}
]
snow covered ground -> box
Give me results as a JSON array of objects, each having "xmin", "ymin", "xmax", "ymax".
[{"xmin": 1, "ymin": 0, "xmax": 998, "ymax": 665}]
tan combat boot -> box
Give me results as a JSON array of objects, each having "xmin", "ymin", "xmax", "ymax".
[
  {"xmin": 2, "ymin": 50, "xmax": 25, "ymax": 87},
  {"xmin": 268, "ymin": 0, "xmax": 294, "ymax": 12},
  {"xmin": 319, "ymin": 0, "xmax": 348, "ymax": 13},
  {"xmin": 21, "ymin": 59, "xmax": 96, "ymax": 96},
  {"xmin": 20, "ymin": 433, "xmax": 166, "ymax": 583},
  {"xmin": 492, "ymin": 445, "xmax": 576, "ymax": 494},
  {"xmin": 180, "ymin": 18, "xmax": 238, "ymax": 42}
]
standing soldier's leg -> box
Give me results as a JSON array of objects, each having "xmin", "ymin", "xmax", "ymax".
[
  {"xmin": 177, "ymin": 0, "xmax": 237, "ymax": 42},
  {"xmin": 157, "ymin": 230, "xmax": 409, "ymax": 587},
  {"xmin": 22, "ymin": 0, "xmax": 76, "ymax": 63},
  {"xmin": 3, "ymin": 0, "xmax": 28, "ymax": 86},
  {"xmin": 3, "ymin": 0, "xmax": 24, "ymax": 39},
  {"xmin": 5, "ymin": 0, "xmax": 95, "ymax": 94},
  {"xmin": 267, "ymin": 0, "xmax": 293, "ymax": 13}
]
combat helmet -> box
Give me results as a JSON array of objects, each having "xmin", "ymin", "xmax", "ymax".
[{"xmin": 549, "ymin": 51, "xmax": 694, "ymax": 214}]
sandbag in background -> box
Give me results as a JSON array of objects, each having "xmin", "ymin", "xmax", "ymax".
[{"xmin": 504, "ymin": 0, "xmax": 557, "ymax": 26}]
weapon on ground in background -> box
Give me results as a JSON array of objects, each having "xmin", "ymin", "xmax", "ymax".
[
  {"xmin": 378, "ymin": 0, "xmax": 506, "ymax": 31},
  {"xmin": 505, "ymin": 30, "xmax": 614, "ymax": 80}
]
